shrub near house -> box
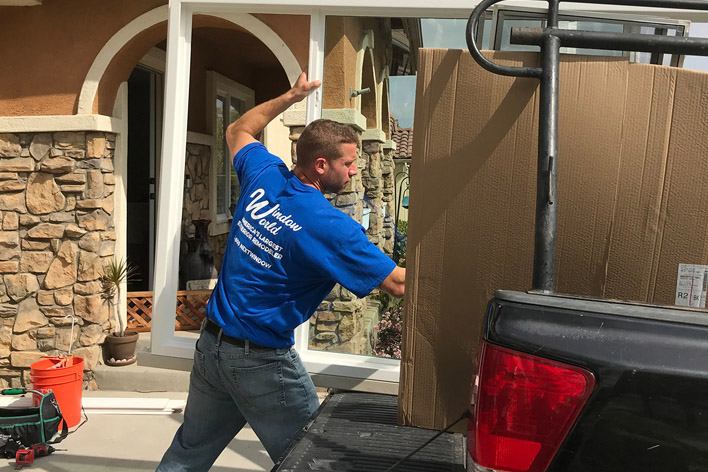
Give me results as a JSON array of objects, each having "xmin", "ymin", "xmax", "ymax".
[{"xmin": 374, "ymin": 303, "xmax": 403, "ymax": 359}]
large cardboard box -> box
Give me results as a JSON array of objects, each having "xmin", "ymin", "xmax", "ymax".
[{"xmin": 399, "ymin": 49, "xmax": 708, "ymax": 431}]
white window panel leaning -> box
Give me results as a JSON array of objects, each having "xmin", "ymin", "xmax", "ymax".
[{"xmin": 153, "ymin": 0, "xmax": 708, "ymax": 383}]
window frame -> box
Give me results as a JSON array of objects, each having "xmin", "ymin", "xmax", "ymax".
[{"xmin": 207, "ymin": 71, "xmax": 255, "ymax": 235}]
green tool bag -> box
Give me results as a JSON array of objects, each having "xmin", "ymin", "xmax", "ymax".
[{"xmin": 0, "ymin": 388, "xmax": 68, "ymax": 458}]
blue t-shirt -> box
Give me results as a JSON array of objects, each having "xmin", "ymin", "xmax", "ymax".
[{"xmin": 206, "ymin": 142, "xmax": 396, "ymax": 348}]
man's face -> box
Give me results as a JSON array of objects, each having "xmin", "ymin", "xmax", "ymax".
[{"xmin": 321, "ymin": 142, "xmax": 358, "ymax": 194}]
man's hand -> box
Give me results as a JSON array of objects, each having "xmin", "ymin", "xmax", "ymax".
[
  {"xmin": 226, "ymin": 72, "xmax": 321, "ymax": 161},
  {"xmin": 288, "ymin": 72, "xmax": 321, "ymax": 103},
  {"xmin": 378, "ymin": 266, "xmax": 406, "ymax": 299}
]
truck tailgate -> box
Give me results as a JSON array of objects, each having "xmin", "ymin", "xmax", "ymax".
[{"xmin": 272, "ymin": 391, "xmax": 465, "ymax": 471}]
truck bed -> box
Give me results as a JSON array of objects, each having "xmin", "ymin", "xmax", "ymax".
[{"xmin": 272, "ymin": 391, "xmax": 465, "ymax": 472}]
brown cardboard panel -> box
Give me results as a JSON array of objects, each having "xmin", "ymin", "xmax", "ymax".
[
  {"xmin": 554, "ymin": 58, "xmax": 628, "ymax": 298},
  {"xmin": 400, "ymin": 48, "xmax": 708, "ymax": 432},
  {"xmin": 605, "ymin": 65, "xmax": 675, "ymax": 303},
  {"xmin": 401, "ymin": 49, "xmax": 543, "ymax": 431},
  {"xmin": 652, "ymin": 69, "xmax": 708, "ymax": 303}
]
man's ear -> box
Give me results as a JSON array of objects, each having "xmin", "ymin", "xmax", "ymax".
[{"xmin": 313, "ymin": 157, "xmax": 327, "ymax": 175}]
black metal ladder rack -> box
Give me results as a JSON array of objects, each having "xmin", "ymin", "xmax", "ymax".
[{"xmin": 465, "ymin": 0, "xmax": 708, "ymax": 293}]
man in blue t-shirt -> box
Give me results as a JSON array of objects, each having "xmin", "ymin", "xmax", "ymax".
[{"xmin": 157, "ymin": 73, "xmax": 405, "ymax": 472}]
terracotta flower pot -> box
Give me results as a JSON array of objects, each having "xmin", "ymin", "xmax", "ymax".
[{"xmin": 104, "ymin": 331, "xmax": 139, "ymax": 366}]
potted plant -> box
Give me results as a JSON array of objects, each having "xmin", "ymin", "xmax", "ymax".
[{"xmin": 100, "ymin": 257, "xmax": 140, "ymax": 366}]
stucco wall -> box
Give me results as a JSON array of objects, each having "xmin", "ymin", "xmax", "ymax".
[
  {"xmin": 254, "ymin": 14, "xmax": 309, "ymax": 72},
  {"xmin": 382, "ymin": 80, "xmax": 391, "ymax": 138},
  {"xmin": 323, "ymin": 17, "xmax": 360, "ymax": 110},
  {"xmin": 0, "ymin": 1, "xmax": 308, "ymax": 121},
  {"xmin": 0, "ymin": 0, "xmax": 165, "ymax": 116},
  {"xmin": 361, "ymin": 51, "xmax": 378, "ymax": 129},
  {"xmin": 323, "ymin": 17, "xmax": 391, "ymax": 131}
]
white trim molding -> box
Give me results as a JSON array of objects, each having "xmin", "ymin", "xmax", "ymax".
[
  {"xmin": 113, "ymin": 82, "xmax": 129, "ymax": 332},
  {"xmin": 321, "ymin": 108, "xmax": 367, "ymax": 132},
  {"xmin": 0, "ymin": 115, "xmax": 121, "ymax": 133},
  {"xmin": 361, "ymin": 128, "xmax": 386, "ymax": 142},
  {"xmin": 139, "ymin": 47, "xmax": 168, "ymax": 73},
  {"xmin": 0, "ymin": 0, "xmax": 41, "ymax": 5}
]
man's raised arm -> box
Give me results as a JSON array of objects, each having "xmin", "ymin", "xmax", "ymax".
[{"xmin": 226, "ymin": 72, "xmax": 320, "ymax": 162}]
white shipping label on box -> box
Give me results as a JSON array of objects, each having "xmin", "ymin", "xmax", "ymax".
[{"xmin": 675, "ymin": 264, "xmax": 708, "ymax": 308}]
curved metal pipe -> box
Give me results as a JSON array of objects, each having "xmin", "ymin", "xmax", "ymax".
[{"xmin": 465, "ymin": 0, "xmax": 543, "ymax": 78}]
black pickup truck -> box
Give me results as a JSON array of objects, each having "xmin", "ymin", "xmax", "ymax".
[{"xmin": 469, "ymin": 290, "xmax": 708, "ymax": 472}]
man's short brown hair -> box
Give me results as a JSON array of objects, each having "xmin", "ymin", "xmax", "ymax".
[{"xmin": 295, "ymin": 119, "xmax": 359, "ymax": 168}]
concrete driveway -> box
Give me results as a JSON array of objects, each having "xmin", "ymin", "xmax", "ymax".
[{"xmin": 1, "ymin": 391, "xmax": 274, "ymax": 472}]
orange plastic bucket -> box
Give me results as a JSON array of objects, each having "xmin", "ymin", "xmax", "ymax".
[{"xmin": 30, "ymin": 356, "xmax": 84, "ymax": 428}]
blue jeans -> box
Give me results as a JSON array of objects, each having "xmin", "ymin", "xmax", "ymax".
[{"xmin": 156, "ymin": 324, "xmax": 320, "ymax": 471}]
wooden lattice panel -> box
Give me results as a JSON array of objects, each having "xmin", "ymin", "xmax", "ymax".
[
  {"xmin": 126, "ymin": 291, "xmax": 153, "ymax": 332},
  {"xmin": 126, "ymin": 290, "xmax": 211, "ymax": 332},
  {"xmin": 175, "ymin": 290, "xmax": 211, "ymax": 330}
]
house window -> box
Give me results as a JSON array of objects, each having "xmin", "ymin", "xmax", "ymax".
[{"xmin": 209, "ymin": 72, "xmax": 255, "ymax": 233}]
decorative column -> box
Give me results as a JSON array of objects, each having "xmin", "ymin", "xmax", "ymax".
[{"xmin": 381, "ymin": 140, "xmax": 396, "ymax": 256}]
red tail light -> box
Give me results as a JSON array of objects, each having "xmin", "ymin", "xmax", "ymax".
[{"xmin": 468, "ymin": 341, "xmax": 595, "ymax": 472}]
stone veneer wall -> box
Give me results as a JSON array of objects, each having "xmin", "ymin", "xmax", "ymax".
[
  {"xmin": 381, "ymin": 144, "xmax": 396, "ymax": 256},
  {"xmin": 287, "ymin": 124, "xmax": 395, "ymax": 355},
  {"xmin": 0, "ymin": 132, "xmax": 115, "ymax": 389},
  {"xmin": 180, "ymin": 143, "xmax": 232, "ymax": 274},
  {"xmin": 182, "ymin": 143, "xmax": 211, "ymax": 235},
  {"xmin": 361, "ymin": 139, "xmax": 395, "ymax": 256}
]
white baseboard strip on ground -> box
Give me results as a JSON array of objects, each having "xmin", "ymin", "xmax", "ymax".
[{"xmin": 0, "ymin": 396, "xmax": 186, "ymax": 414}]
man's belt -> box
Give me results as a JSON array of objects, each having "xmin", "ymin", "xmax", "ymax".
[{"xmin": 203, "ymin": 318, "xmax": 274, "ymax": 350}]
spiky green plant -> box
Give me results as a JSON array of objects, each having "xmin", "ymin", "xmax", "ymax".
[{"xmin": 100, "ymin": 258, "xmax": 139, "ymax": 336}]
